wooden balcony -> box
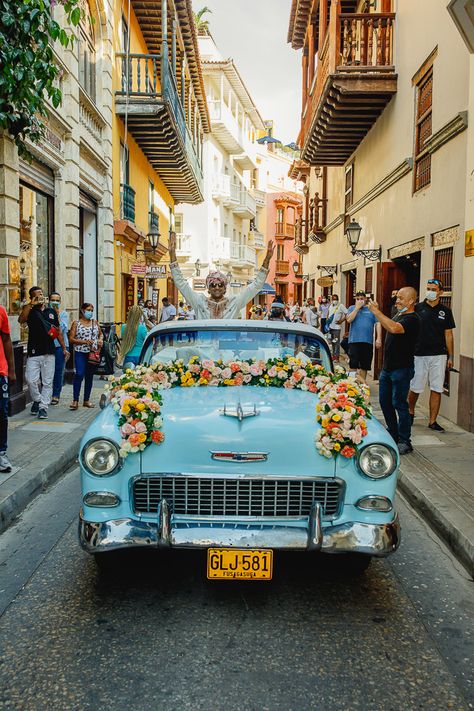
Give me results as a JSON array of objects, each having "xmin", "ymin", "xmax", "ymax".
[
  {"xmin": 275, "ymin": 222, "xmax": 296, "ymax": 240},
  {"xmin": 115, "ymin": 54, "xmax": 203, "ymax": 203},
  {"xmin": 275, "ymin": 260, "xmax": 290, "ymax": 276},
  {"xmin": 300, "ymin": 6, "xmax": 397, "ymax": 165}
]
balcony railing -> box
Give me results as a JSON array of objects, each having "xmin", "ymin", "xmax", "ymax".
[
  {"xmin": 120, "ymin": 183, "xmax": 136, "ymax": 223},
  {"xmin": 176, "ymin": 233, "xmax": 192, "ymax": 256},
  {"xmin": 212, "ymin": 174, "xmax": 232, "ymax": 201},
  {"xmin": 275, "ymin": 222, "xmax": 296, "ymax": 239},
  {"xmin": 230, "ymin": 242, "xmax": 256, "ymax": 266},
  {"xmin": 300, "ymin": 5, "xmax": 396, "ymax": 165},
  {"xmin": 115, "ymin": 53, "xmax": 203, "ymax": 202},
  {"xmin": 249, "ymin": 228, "xmax": 265, "ymax": 249},
  {"xmin": 251, "ymin": 187, "xmax": 266, "ymax": 207},
  {"xmin": 275, "ymin": 260, "xmax": 290, "ymax": 276},
  {"xmin": 230, "ymin": 183, "xmax": 257, "ymax": 217}
]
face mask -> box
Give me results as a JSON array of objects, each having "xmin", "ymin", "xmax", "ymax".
[
  {"xmin": 83, "ymin": 310, "xmax": 93, "ymax": 319},
  {"xmin": 398, "ymin": 306, "xmax": 408, "ymax": 314},
  {"xmin": 50, "ymin": 301, "xmax": 60, "ymax": 308},
  {"xmin": 425, "ymin": 290, "xmax": 438, "ymax": 302},
  {"xmin": 332, "ymin": 300, "xmax": 338, "ymax": 304}
]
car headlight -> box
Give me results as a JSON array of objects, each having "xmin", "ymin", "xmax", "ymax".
[
  {"xmin": 357, "ymin": 444, "xmax": 397, "ymax": 480},
  {"xmin": 81, "ymin": 438, "xmax": 121, "ymax": 477}
]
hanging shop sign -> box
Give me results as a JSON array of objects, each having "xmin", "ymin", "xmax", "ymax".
[
  {"xmin": 125, "ymin": 276, "xmax": 135, "ymax": 313},
  {"xmin": 131, "ymin": 262, "xmax": 147, "ymax": 276},
  {"xmin": 316, "ymin": 276, "xmax": 334, "ymax": 287},
  {"xmin": 146, "ymin": 264, "xmax": 167, "ymax": 277},
  {"xmin": 465, "ymin": 230, "xmax": 474, "ymax": 257},
  {"xmin": 193, "ymin": 278, "xmax": 206, "ymax": 290}
]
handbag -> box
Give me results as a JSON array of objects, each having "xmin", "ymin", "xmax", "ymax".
[{"xmin": 87, "ymin": 321, "xmax": 101, "ymax": 366}]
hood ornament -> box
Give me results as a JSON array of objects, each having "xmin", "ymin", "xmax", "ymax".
[
  {"xmin": 219, "ymin": 403, "xmax": 260, "ymax": 422},
  {"xmin": 210, "ymin": 451, "xmax": 268, "ymax": 462}
]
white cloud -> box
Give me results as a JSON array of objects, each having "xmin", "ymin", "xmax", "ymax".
[{"xmin": 193, "ymin": 0, "xmax": 301, "ymax": 143}]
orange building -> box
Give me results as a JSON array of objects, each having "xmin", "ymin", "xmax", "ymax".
[{"xmin": 265, "ymin": 193, "xmax": 303, "ymax": 307}]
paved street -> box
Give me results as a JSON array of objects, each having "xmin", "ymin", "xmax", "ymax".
[{"xmin": 0, "ymin": 467, "xmax": 472, "ymax": 711}]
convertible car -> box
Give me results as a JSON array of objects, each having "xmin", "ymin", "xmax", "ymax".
[{"xmin": 79, "ymin": 320, "xmax": 400, "ymax": 577}]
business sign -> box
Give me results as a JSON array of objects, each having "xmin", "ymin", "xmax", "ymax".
[
  {"xmin": 130, "ymin": 262, "xmax": 147, "ymax": 276},
  {"xmin": 465, "ymin": 229, "xmax": 474, "ymax": 257},
  {"xmin": 230, "ymin": 281, "xmax": 244, "ymax": 287},
  {"xmin": 146, "ymin": 264, "xmax": 167, "ymax": 277},
  {"xmin": 316, "ymin": 276, "xmax": 334, "ymax": 287},
  {"xmin": 193, "ymin": 278, "xmax": 206, "ymax": 290}
]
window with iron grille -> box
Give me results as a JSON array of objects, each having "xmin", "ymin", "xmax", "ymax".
[
  {"xmin": 434, "ymin": 246, "xmax": 453, "ymax": 308},
  {"xmin": 365, "ymin": 266, "xmax": 373, "ymax": 296},
  {"xmin": 414, "ymin": 68, "xmax": 433, "ymax": 192},
  {"xmin": 344, "ymin": 163, "xmax": 354, "ymax": 232}
]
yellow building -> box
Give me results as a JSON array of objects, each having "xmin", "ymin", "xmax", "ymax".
[{"xmin": 112, "ymin": 0, "xmax": 209, "ymax": 320}]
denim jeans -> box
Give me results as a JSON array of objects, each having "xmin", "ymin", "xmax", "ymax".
[
  {"xmin": 0, "ymin": 375, "xmax": 9, "ymax": 453},
  {"xmin": 73, "ymin": 351, "xmax": 95, "ymax": 402},
  {"xmin": 379, "ymin": 367, "xmax": 414, "ymax": 444},
  {"xmin": 52, "ymin": 346, "xmax": 66, "ymax": 399}
]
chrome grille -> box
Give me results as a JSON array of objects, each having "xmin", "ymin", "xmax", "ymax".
[{"xmin": 132, "ymin": 477, "xmax": 343, "ymax": 517}]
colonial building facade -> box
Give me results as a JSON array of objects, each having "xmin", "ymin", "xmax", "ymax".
[
  {"xmin": 0, "ymin": 0, "xmax": 115, "ymax": 412},
  {"xmin": 175, "ymin": 34, "xmax": 265, "ymax": 307},
  {"xmin": 112, "ymin": 0, "xmax": 209, "ymax": 320},
  {"xmin": 289, "ymin": 0, "xmax": 473, "ymax": 428}
]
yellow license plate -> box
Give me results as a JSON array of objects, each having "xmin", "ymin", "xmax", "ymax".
[{"xmin": 207, "ymin": 548, "xmax": 273, "ymax": 580}]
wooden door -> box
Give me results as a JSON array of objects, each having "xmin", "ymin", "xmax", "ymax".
[{"xmin": 373, "ymin": 261, "xmax": 407, "ymax": 378}]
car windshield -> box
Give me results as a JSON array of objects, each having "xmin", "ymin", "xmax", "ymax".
[{"xmin": 142, "ymin": 328, "xmax": 332, "ymax": 370}]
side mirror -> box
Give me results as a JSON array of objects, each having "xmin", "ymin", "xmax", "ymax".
[{"xmin": 99, "ymin": 393, "xmax": 108, "ymax": 410}]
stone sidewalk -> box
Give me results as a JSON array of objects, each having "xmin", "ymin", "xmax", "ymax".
[
  {"xmin": 369, "ymin": 379, "xmax": 474, "ymax": 577},
  {"xmin": 0, "ymin": 374, "xmax": 473, "ymax": 577},
  {"xmin": 0, "ymin": 381, "xmax": 104, "ymax": 533}
]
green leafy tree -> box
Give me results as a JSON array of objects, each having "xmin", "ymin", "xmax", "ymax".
[
  {"xmin": 193, "ymin": 6, "xmax": 212, "ymax": 36},
  {"xmin": 0, "ymin": 0, "xmax": 81, "ymax": 158}
]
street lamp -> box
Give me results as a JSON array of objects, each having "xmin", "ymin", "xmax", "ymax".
[
  {"xmin": 345, "ymin": 219, "xmax": 382, "ymax": 261},
  {"xmin": 137, "ymin": 212, "xmax": 161, "ymax": 256},
  {"xmin": 194, "ymin": 258, "xmax": 201, "ymax": 276},
  {"xmin": 292, "ymin": 259, "xmax": 300, "ymax": 275}
]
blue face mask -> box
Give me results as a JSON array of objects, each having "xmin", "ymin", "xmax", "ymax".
[
  {"xmin": 83, "ymin": 310, "xmax": 93, "ymax": 320},
  {"xmin": 398, "ymin": 306, "xmax": 408, "ymax": 314}
]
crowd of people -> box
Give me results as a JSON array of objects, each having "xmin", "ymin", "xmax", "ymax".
[{"xmin": 0, "ymin": 233, "xmax": 456, "ymax": 472}]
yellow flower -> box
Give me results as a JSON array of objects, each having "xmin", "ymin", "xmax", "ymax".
[
  {"xmin": 334, "ymin": 443, "xmax": 341, "ymax": 451},
  {"xmin": 122, "ymin": 383, "xmax": 130, "ymax": 390},
  {"xmin": 332, "ymin": 414, "xmax": 342, "ymax": 422},
  {"xmin": 138, "ymin": 433, "xmax": 147, "ymax": 443},
  {"xmin": 345, "ymin": 405, "xmax": 353, "ymax": 412},
  {"xmin": 347, "ymin": 390, "xmax": 356, "ymax": 397},
  {"xmin": 322, "ymin": 418, "xmax": 329, "ymax": 427},
  {"xmin": 316, "ymin": 404, "xmax": 321, "ymax": 411},
  {"xmin": 224, "ymin": 379, "xmax": 235, "ymax": 386},
  {"xmin": 136, "ymin": 403, "xmax": 146, "ymax": 411},
  {"xmin": 121, "ymin": 405, "xmax": 130, "ymax": 415}
]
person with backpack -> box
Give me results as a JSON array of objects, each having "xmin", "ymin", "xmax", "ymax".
[{"xmin": 18, "ymin": 286, "xmax": 69, "ymax": 420}]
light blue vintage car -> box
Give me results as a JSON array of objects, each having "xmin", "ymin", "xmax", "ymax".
[{"xmin": 79, "ymin": 320, "xmax": 400, "ymax": 577}]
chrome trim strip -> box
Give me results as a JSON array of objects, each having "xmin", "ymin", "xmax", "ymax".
[
  {"xmin": 79, "ymin": 511, "xmax": 400, "ymax": 557},
  {"xmin": 209, "ymin": 451, "xmax": 269, "ymax": 462},
  {"xmin": 157, "ymin": 499, "xmax": 171, "ymax": 547},
  {"xmin": 308, "ymin": 501, "xmax": 322, "ymax": 550}
]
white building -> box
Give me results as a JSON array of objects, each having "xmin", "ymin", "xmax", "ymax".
[{"xmin": 176, "ymin": 35, "xmax": 265, "ymax": 304}]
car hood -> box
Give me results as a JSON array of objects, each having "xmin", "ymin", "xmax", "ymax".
[{"xmin": 141, "ymin": 386, "xmax": 335, "ymax": 477}]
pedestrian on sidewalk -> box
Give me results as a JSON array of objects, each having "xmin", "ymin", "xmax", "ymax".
[
  {"xmin": 408, "ymin": 279, "xmax": 456, "ymax": 432},
  {"xmin": 318, "ymin": 296, "xmax": 330, "ymax": 332},
  {"xmin": 0, "ymin": 304, "xmax": 16, "ymax": 472},
  {"xmin": 346, "ymin": 291, "xmax": 382, "ymax": 382},
  {"xmin": 19, "ymin": 286, "xmax": 69, "ymax": 420},
  {"xmin": 69, "ymin": 303, "xmax": 103, "ymax": 410},
  {"xmin": 119, "ymin": 305, "xmax": 148, "ymax": 369},
  {"xmin": 327, "ymin": 294, "xmax": 347, "ymax": 361},
  {"xmin": 49, "ymin": 292, "xmax": 69, "ymax": 405},
  {"xmin": 302, "ymin": 298, "xmax": 320, "ymax": 329},
  {"xmin": 368, "ymin": 287, "xmax": 420, "ymax": 455}
]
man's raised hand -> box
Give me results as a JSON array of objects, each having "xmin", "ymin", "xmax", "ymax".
[
  {"xmin": 168, "ymin": 231, "xmax": 177, "ymax": 262},
  {"xmin": 263, "ymin": 240, "xmax": 275, "ymax": 269}
]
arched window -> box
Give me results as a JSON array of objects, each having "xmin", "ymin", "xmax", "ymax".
[{"xmin": 79, "ymin": 1, "xmax": 96, "ymax": 102}]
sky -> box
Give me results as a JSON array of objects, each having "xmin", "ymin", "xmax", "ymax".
[{"xmin": 193, "ymin": 0, "xmax": 301, "ymax": 144}]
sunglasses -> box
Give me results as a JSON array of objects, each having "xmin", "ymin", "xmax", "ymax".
[
  {"xmin": 427, "ymin": 279, "xmax": 442, "ymax": 286},
  {"xmin": 208, "ymin": 282, "xmax": 225, "ymax": 288}
]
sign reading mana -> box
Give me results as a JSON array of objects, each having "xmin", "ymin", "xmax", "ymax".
[{"xmin": 146, "ymin": 264, "xmax": 167, "ymax": 277}]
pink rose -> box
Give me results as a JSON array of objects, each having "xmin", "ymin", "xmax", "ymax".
[
  {"xmin": 135, "ymin": 421, "xmax": 147, "ymax": 433},
  {"xmin": 268, "ymin": 366, "xmax": 278, "ymax": 377},
  {"xmin": 250, "ymin": 364, "xmax": 262, "ymax": 376},
  {"xmin": 121, "ymin": 422, "xmax": 135, "ymax": 436},
  {"xmin": 221, "ymin": 367, "xmax": 232, "ymax": 379},
  {"xmin": 202, "ymin": 359, "xmax": 214, "ymax": 369}
]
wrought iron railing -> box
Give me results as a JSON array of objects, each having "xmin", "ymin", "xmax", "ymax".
[{"xmin": 120, "ymin": 183, "xmax": 136, "ymax": 223}]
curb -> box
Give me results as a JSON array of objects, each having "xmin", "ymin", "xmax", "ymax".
[
  {"xmin": 0, "ymin": 433, "xmax": 82, "ymax": 535},
  {"xmin": 398, "ymin": 453, "xmax": 474, "ymax": 578}
]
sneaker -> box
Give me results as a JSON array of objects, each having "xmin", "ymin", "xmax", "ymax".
[
  {"xmin": 38, "ymin": 408, "xmax": 48, "ymax": 420},
  {"xmin": 30, "ymin": 401, "xmax": 40, "ymax": 415},
  {"xmin": 428, "ymin": 421, "xmax": 445, "ymax": 432},
  {"xmin": 398, "ymin": 441, "xmax": 413, "ymax": 455},
  {"xmin": 0, "ymin": 453, "xmax": 12, "ymax": 473}
]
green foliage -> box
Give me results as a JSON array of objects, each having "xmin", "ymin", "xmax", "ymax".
[
  {"xmin": 193, "ymin": 6, "xmax": 212, "ymax": 36},
  {"xmin": 0, "ymin": 0, "xmax": 81, "ymax": 158}
]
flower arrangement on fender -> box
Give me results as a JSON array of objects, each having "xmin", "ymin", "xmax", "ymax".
[
  {"xmin": 315, "ymin": 378, "xmax": 372, "ymax": 459},
  {"xmin": 106, "ymin": 356, "xmax": 371, "ymax": 459}
]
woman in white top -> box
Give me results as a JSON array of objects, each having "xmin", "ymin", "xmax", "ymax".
[
  {"xmin": 168, "ymin": 233, "xmax": 275, "ymax": 319},
  {"xmin": 69, "ymin": 303, "xmax": 103, "ymax": 410}
]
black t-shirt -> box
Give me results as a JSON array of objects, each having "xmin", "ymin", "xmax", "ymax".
[
  {"xmin": 27, "ymin": 307, "xmax": 59, "ymax": 357},
  {"xmin": 414, "ymin": 301, "xmax": 456, "ymax": 356},
  {"xmin": 383, "ymin": 311, "xmax": 421, "ymax": 371}
]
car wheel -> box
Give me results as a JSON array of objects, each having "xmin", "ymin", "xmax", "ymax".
[{"xmin": 331, "ymin": 553, "xmax": 372, "ymax": 576}]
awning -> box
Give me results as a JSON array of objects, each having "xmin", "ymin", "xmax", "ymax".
[{"xmin": 259, "ymin": 282, "xmax": 276, "ymax": 295}]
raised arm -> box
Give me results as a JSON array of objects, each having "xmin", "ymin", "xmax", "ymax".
[
  {"xmin": 367, "ymin": 300, "xmax": 405, "ymax": 333},
  {"xmin": 168, "ymin": 232, "xmax": 200, "ymax": 310},
  {"xmin": 234, "ymin": 241, "xmax": 274, "ymax": 312}
]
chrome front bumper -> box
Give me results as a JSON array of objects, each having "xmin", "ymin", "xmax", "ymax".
[{"xmin": 79, "ymin": 502, "xmax": 400, "ymax": 557}]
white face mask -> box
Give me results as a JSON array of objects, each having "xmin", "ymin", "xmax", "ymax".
[{"xmin": 425, "ymin": 290, "xmax": 438, "ymax": 302}]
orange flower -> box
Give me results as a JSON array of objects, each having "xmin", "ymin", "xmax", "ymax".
[
  {"xmin": 128, "ymin": 433, "xmax": 141, "ymax": 446},
  {"xmin": 151, "ymin": 430, "xmax": 165, "ymax": 444}
]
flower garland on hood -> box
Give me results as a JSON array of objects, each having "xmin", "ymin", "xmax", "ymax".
[{"xmin": 105, "ymin": 356, "xmax": 371, "ymax": 460}]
